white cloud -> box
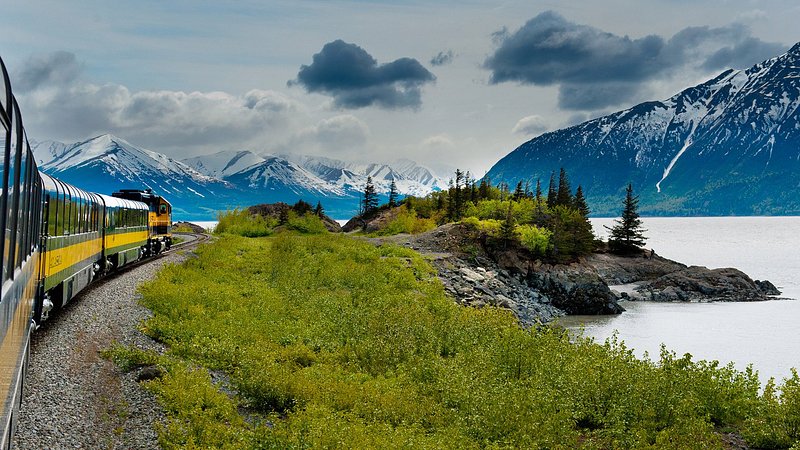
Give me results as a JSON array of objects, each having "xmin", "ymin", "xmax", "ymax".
[
  {"xmin": 14, "ymin": 52, "xmax": 307, "ymax": 159},
  {"xmin": 512, "ymin": 115, "xmax": 548, "ymax": 136},
  {"xmin": 421, "ymin": 134, "xmax": 455, "ymax": 149}
]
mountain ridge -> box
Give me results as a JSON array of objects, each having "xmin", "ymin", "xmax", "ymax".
[{"xmin": 31, "ymin": 134, "xmax": 447, "ymax": 220}]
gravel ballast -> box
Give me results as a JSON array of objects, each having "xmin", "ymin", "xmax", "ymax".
[{"xmin": 12, "ymin": 248, "xmax": 192, "ymax": 449}]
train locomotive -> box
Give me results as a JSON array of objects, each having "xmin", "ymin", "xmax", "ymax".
[{"xmin": 0, "ymin": 56, "xmax": 172, "ymax": 448}]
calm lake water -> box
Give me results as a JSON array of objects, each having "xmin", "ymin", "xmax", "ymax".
[{"xmin": 559, "ymin": 217, "xmax": 800, "ymax": 383}]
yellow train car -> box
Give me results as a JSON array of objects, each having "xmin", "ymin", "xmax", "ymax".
[
  {"xmin": 38, "ymin": 174, "xmax": 103, "ymax": 320},
  {"xmin": 98, "ymin": 194, "xmax": 149, "ymax": 268}
]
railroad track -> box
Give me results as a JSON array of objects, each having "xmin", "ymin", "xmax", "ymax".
[
  {"xmin": 12, "ymin": 232, "xmax": 212, "ymax": 449},
  {"xmin": 97, "ymin": 232, "xmax": 210, "ymax": 279}
]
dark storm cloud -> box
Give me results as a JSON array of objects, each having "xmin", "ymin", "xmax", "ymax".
[
  {"xmin": 13, "ymin": 51, "xmax": 82, "ymax": 92},
  {"xmin": 430, "ymin": 50, "xmax": 455, "ymax": 66},
  {"xmin": 558, "ymin": 82, "xmax": 645, "ymax": 111},
  {"xmin": 291, "ymin": 39, "xmax": 435, "ymax": 109},
  {"xmin": 484, "ymin": 11, "xmax": 785, "ymax": 111},
  {"xmin": 701, "ymin": 36, "xmax": 785, "ymax": 70},
  {"xmin": 485, "ymin": 11, "xmax": 666, "ymax": 86}
]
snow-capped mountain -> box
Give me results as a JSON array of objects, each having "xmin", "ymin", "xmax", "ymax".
[
  {"xmin": 34, "ymin": 134, "xmax": 238, "ymax": 218},
  {"xmin": 185, "ymin": 150, "xmax": 447, "ymax": 198},
  {"xmin": 183, "ymin": 150, "xmax": 266, "ymax": 178},
  {"xmin": 30, "ymin": 139, "xmax": 71, "ymax": 167},
  {"xmin": 284, "ymin": 154, "xmax": 447, "ymax": 197},
  {"xmin": 486, "ymin": 42, "xmax": 800, "ymax": 216},
  {"xmin": 224, "ymin": 156, "xmax": 349, "ymax": 197}
]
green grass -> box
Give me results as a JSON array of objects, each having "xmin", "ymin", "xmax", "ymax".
[{"xmin": 130, "ymin": 233, "xmax": 800, "ymax": 449}]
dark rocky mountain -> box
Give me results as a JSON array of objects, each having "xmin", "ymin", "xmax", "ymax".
[{"xmin": 487, "ymin": 43, "xmax": 800, "ymax": 216}]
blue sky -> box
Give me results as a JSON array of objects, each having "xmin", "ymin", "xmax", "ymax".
[{"xmin": 2, "ymin": 0, "xmax": 799, "ymax": 174}]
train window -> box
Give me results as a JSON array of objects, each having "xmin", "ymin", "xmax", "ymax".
[
  {"xmin": 5, "ymin": 108, "xmax": 19, "ymax": 279},
  {"xmin": 65, "ymin": 186, "xmax": 73, "ymax": 235},
  {"xmin": 81, "ymin": 196, "xmax": 86, "ymax": 233},
  {"xmin": 17, "ymin": 144, "xmax": 27, "ymax": 265},
  {"xmin": 90, "ymin": 202, "xmax": 96, "ymax": 232},
  {"xmin": 72, "ymin": 194, "xmax": 78, "ymax": 235},
  {"xmin": 51, "ymin": 181, "xmax": 60, "ymax": 236},
  {"xmin": 77, "ymin": 196, "xmax": 82, "ymax": 233},
  {"xmin": 0, "ymin": 120, "xmax": 7, "ymax": 281},
  {"xmin": 47, "ymin": 192, "xmax": 56, "ymax": 236}
]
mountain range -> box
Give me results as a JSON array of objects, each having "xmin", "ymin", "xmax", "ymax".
[
  {"xmin": 32, "ymin": 135, "xmax": 446, "ymax": 220},
  {"xmin": 486, "ymin": 42, "xmax": 800, "ymax": 216}
]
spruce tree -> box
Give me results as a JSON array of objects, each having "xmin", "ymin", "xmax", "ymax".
[
  {"xmin": 546, "ymin": 172, "xmax": 557, "ymax": 208},
  {"xmin": 388, "ymin": 179, "xmax": 399, "ymax": 208},
  {"xmin": 535, "ymin": 179, "xmax": 543, "ymax": 202},
  {"xmin": 572, "ymin": 185, "xmax": 595, "ymax": 254},
  {"xmin": 478, "ymin": 177, "xmax": 490, "ymax": 200},
  {"xmin": 513, "ymin": 181, "xmax": 525, "ymax": 200},
  {"xmin": 605, "ymin": 183, "xmax": 647, "ymax": 254},
  {"xmin": 499, "ymin": 202, "xmax": 516, "ymax": 248},
  {"xmin": 314, "ymin": 201, "xmax": 324, "ymax": 218},
  {"xmin": 556, "ymin": 167, "xmax": 572, "ymax": 206},
  {"xmin": 362, "ymin": 176, "xmax": 378, "ymax": 215},
  {"xmin": 574, "ymin": 185, "xmax": 590, "ymax": 218}
]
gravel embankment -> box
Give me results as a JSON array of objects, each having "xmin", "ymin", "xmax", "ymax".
[{"xmin": 13, "ymin": 249, "xmax": 190, "ymax": 450}]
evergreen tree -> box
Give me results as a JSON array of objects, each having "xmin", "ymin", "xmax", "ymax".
[
  {"xmin": 535, "ymin": 179, "xmax": 543, "ymax": 202},
  {"xmin": 293, "ymin": 199, "xmax": 313, "ymax": 215},
  {"xmin": 574, "ymin": 185, "xmax": 590, "ymax": 218},
  {"xmin": 478, "ymin": 177, "xmax": 490, "ymax": 200},
  {"xmin": 546, "ymin": 172, "xmax": 557, "ymax": 208},
  {"xmin": 314, "ymin": 201, "xmax": 324, "ymax": 218},
  {"xmin": 499, "ymin": 202, "xmax": 516, "ymax": 248},
  {"xmin": 524, "ymin": 180, "xmax": 531, "ymax": 199},
  {"xmin": 388, "ymin": 179, "xmax": 399, "ymax": 208},
  {"xmin": 513, "ymin": 181, "xmax": 525, "ymax": 201},
  {"xmin": 362, "ymin": 176, "xmax": 379, "ymax": 215},
  {"xmin": 605, "ymin": 183, "xmax": 647, "ymax": 254},
  {"xmin": 573, "ymin": 185, "xmax": 595, "ymax": 253},
  {"xmin": 556, "ymin": 167, "xmax": 572, "ymax": 207}
]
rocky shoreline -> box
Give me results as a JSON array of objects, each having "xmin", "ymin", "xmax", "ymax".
[{"xmin": 368, "ymin": 223, "xmax": 781, "ymax": 326}]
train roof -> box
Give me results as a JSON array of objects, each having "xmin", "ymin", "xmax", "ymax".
[{"xmin": 97, "ymin": 193, "xmax": 149, "ymax": 211}]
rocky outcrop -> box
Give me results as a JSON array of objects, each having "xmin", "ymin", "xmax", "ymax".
[
  {"xmin": 586, "ymin": 251, "xmax": 686, "ymax": 284},
  {"xmin": 635, "ymin": 266, "xmax": 780, "ymax": 302},
  {"xmin": 342, "ymin": 205, "xmax": 400, "ymax": 233},
  {"xmin": 584, "ymin": 250, "xmax": 782, "ymax": 302},
  {"xmin": 526, "ymin": 266, "xmax": 625, "ymax": 315},
  {"xmin": 491, "ymin": 249, "xmax": 625, "ymax": 316},
  {"xmin": 433, "ymin": 255, "xmax": 564, "ymax": 326}
]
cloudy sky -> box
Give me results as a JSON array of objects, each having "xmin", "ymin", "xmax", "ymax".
[{"xmin": 2, "ymin": 0, "xmax": 798, "ymax": 175}]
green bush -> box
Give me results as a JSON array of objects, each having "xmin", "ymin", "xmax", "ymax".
[
  {"xmin": 375, "ymin": 206, "xmax": 437, "ymax": 235},
  {"xmin": 517, "ymin": 224, "xmax": 551, "ymax": 254},
  {"xmin": 461, "ymin": 217, "xmax": 502, "ymax": 237},
  {"xmin": 215, "ymin": 208, "xmax": 277, "ymax": 237},
  {"xmin": 743, "ymin": 369, "xmax": 800, "ymax": 448},
  {"xmin": 286, "ymin": 212, "xmax": 328, "ymax": 234}
]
